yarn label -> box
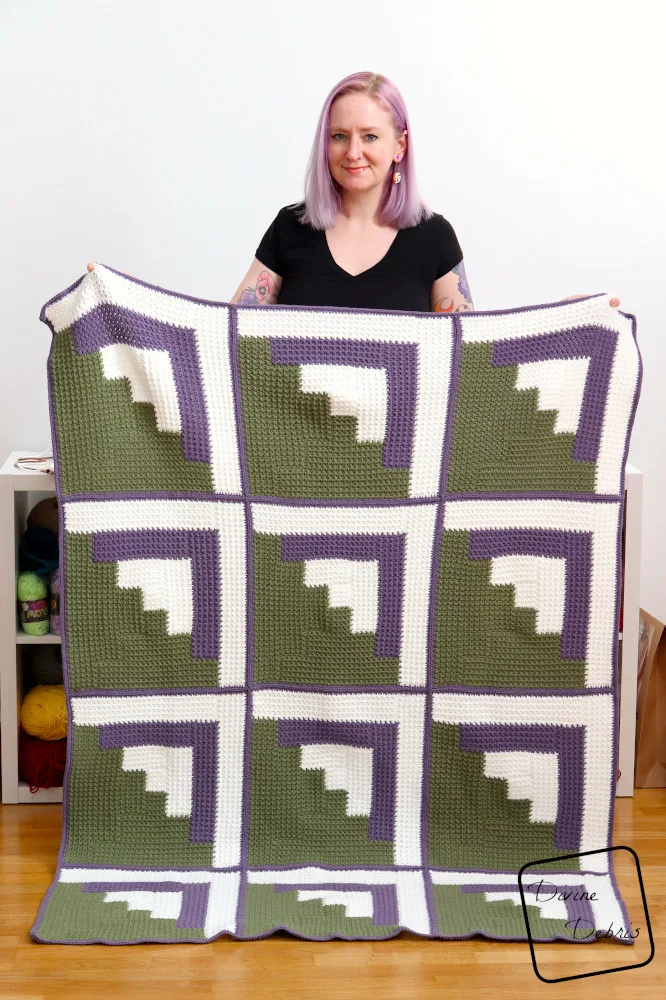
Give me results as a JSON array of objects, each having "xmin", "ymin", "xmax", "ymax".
[
  {"xmin": 20, "ymin": 599, "xmax": 48, "ymax": 624},
  {"xmin": 50, "ymin": 594, "xmax": 59, "ymax": 616}
]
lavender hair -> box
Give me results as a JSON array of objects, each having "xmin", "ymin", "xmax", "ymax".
[{"xmin": 292, "ymin": 71, "xmax": 433, "ymax": 231}]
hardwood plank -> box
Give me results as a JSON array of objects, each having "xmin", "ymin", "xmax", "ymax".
[{"xmin": 0, "ymin": 790, "xmax": 664, "ymax": 997}]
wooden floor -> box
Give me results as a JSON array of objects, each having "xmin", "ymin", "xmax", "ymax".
[{"xmin": 0, "ymin": 791, "xmax": 663, "ymax": 999}]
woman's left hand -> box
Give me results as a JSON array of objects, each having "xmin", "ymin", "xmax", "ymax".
[{"xmin": 564, "ymin": 293, "xmax": 620, "ymax": 307}]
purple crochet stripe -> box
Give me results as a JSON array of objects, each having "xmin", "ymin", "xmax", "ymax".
[
  {"xmin": 98, "ymin": 721, "xmax": 218, "ymax": 844},
  {"xmin": 280, "ymin": 532, "xmax": 406, "ymax": 659},
  {"xmin": 468, "ymin": 528, "xmax": 592, "ymax": 662},
  {"xmin": 458, "ymin": 723, "xmax": 585, "ymax": 851},
  {"xmin": 92, "ymin": 528, "xmax": 220, "ymax": 661},
  {"xmin": 269, "ymin": 337, "xmax": 418, "ymax": 469},
  {"xmin": 492, "ymin": 327, "xmax": 618, "ymax": 464},
  {"xmin": 70, "ymin": 303, "xmax": 211, "ymax": 464},
  {"xmin": 82, "ymin": 881, "xmax": 209, "ymax": 930},
  {"xmin": 278, "ymin": 719, "xmax": 398, "ymax": 843},
  {"xmin": 273, "ymin": 882, "xmax": 399, "ymax": 926},
  {"xmin": 462, "ymin": 880, "xmax": 596, "ymax": 935}
]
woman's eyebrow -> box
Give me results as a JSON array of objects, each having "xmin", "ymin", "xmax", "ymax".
[{"xmin": 330, "ymin": 125, "xmax": 382, "ymax": 132}]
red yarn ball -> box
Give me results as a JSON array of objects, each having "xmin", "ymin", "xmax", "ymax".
[{"xmin": 18, "ymin": 729, "xmax": 66, "ymax": 791}]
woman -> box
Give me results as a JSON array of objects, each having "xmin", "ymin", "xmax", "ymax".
[
  {"xmin": 88, "ymin": 71, "xmax": 620, "ymax": 312},
  {"xmin": 230, "ymin": 71, "xmax": 474, "ymax": 315},
  {"xmin": 230, "ymin": 70, "xmax": 620, "ymax": 315}
]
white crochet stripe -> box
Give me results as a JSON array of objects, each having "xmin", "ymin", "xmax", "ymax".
[
  {"xmin": 303, "ymin": 558, "xmax": 379, "ymax": 634},
  {"xmin": 248, "ymin": 868, "xmax": 429, "ymax": 935},
  {"xmin": 483, "ymin": 750, "xmax": 558, "ymax": 823},
  {"xmin": 103, "ymin": 890, "xmax": 182, "ymax": 921},
  {"xmin": 237, "ymin": 306, "xmax": 454, "ymax": 498},
  {"xmin": 458, "ymin": 297, "xmax": 638, "ymax": 496},
  {"xmin": 59, "ymin": 869, "xmax": 240, "ymax": 939},
  {"xmin": 122, "ymin": 745, "xmax": 193, "ymax": 818},
  {"xmin": 597, "ymin": 320, "xmax": 640, "ymax": 494},
  {"xmin": 44, "ymin": 264, "xmax": 241, "ymax": 494},
  {"xmin": 71, "ymin": 694, "xmax": 245, "ymax": 869},
  {"xmin": 432, "ymin": 692, "xmax": 614, "ymax": 872},
  {"xmin": 63, "ymin": 499, "xmax": 246, "ymax": 687},
  {"xmin": 253, "ymin": 690, "xmax": 425, "ymax": 867},
  {"xmin": 483, "ymin": 890, "xmax": 568, "ymax": 922},
  {"xmin": 299, "ymin": 364, "xmax": 387, "ymax": 443},
  {"xmin": 297, "ymin": 890, "xmax": 374, "ymax": 919},
  {"xmin": 443, "ymin": 499, "xmax": 620, "ymax": 687},
  {"xmin": 300, "ymin": 744, "xmax": 373, "ymax": 817},
  {"xmin": 429, "ymin": 870, "xmax": 625, "ymax": 933},
  {"xmin": 116, "ymin": 558, "xmax": 193, "ymax": 636},
  {"xmin": 458, "ymin": 296, "xmax": 625, "ymax": 344},
  {"xmin": 515, "ymin": 357, "xmax": 590, "ymax": 434},
  {"xmin": 100, "ymin": 344, "xmax": 182, "ymax": 433},
  {"xmin": 490, "ymin": 555, "xmax": 566, "ymax": 635},
  {"xmin": 251, "ymin": 503, "xmax": 438, "ymax": 686}
]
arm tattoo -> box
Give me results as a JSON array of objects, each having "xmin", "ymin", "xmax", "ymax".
[
  {"xmin": 434, "ymin": 260, "xmax": 475, "ymax": 313},
  {"xmin": 237, "ymin": 270, "xmax": 278, "ymax": 306}
]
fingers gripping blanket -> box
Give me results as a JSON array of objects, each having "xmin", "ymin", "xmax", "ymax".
[{"xmin": 32, "ymin": 264, "xmax": 641, "ymax": 945}]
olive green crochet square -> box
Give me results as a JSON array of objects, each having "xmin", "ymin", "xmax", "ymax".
[
  {"xmin": 446, "ymin": 342, "xmax": 596, "ymax": 494},
  {"xmin": 238, "ymin": 337, "xmax": 410, "ymax": 498},
  {"xmin": 52, "ymin": 329, "xmax": 213, "ymax": 494}
]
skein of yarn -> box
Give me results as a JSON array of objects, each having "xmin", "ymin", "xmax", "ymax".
[
  {"xmin": 49, "ymin": 567, "xmax": 61, "ymax": 634},
  {"xmin": 17, "ymin": 571, "xmax": 49, "ymax": 636},
  {"xmin": 18, "ymin": 731, "xmax": 66, "ymax": 790},
  {"xmin": 20, "ymin": 684, "xmax": 68, "ymax": 740},
  {"xmin": 25, "ymin": 644, "xmax": 64, "ymax": 686}
]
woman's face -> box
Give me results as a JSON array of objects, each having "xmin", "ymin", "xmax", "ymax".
[{"xmin": 328, "ymin": 93, "xmax": 406, "ymax": 195}]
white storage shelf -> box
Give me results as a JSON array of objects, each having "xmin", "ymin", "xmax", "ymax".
[{"xmin": 0, "ymin": 451, "xmax": 644, "ymax": 804}]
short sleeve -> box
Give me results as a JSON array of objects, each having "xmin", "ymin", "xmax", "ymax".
[
  {"xmin": 254, "ymin": 208, "xmax": 284, "ymax": 275},
  {"xmin": 434, "ymin": 216, "xmax": 464, "ymax": 280}
]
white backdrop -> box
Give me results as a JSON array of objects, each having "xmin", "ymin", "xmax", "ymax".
[{"xmin": 1, "ymin": 0, "xmax": 664, "ymax": 616}]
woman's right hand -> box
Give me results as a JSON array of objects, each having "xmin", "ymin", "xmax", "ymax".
[{"xmin": 87, "ymin": 262, "xmax": 137, "ymax": 278}]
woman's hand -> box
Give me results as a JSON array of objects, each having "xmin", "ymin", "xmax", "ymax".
[
  {"xmin": 87, "ymin": 262, "xmax": 137, "ymax": 278},
  {"xmin": 563, "ymin": 293, "xmax": 621, "ymax": 307}
]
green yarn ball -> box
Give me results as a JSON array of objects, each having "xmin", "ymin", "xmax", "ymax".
[
  {"xmin": 17, "ymin": 572, "xmax": 46, "ymax": 602},
  {"xmin": 17, "ymin": 571, "xmax": 49, "ymax": 636}
]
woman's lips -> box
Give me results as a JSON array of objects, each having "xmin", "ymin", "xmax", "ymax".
[{"xmin": 345, "ymin": 166, "xmax": 367, "ymax": 173}]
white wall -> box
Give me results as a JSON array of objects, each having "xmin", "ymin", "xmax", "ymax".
[{"xmin": 1, "ymin": 0, "xmax": 664, "ymax": 615}]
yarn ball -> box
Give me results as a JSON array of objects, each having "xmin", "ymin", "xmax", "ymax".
[
  {"xmin": 17, "ymin": 571, "xmax": 49, "ymax": 636},
  {"xmin": 25, "ymin": 645, "xmax": 63, "ymax": 686},
  {"xmin": 27, "ymin": 496, "xmax": 60, "ymax": 536},
  {"xmin": 18, "ymin": 526, "xmax": 59, "ymax": 576},
  {"xmin": 20, "ymin": 684, "xmax": 68, "ymax": 740},
  {"xmin": 18, "ymin": 730, "xmax": 66, "ymax": 790},
  {"xmin": 17, "ymin": 572, "xmax": 47, "ymax": 602}
]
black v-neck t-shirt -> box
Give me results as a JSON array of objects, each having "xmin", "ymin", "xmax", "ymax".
[{"xmin": 254, "ymin": 202, "xmax": 464, "ymax": 312}]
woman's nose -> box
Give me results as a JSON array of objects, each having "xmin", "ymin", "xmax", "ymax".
[{"xmin": 347, "ymin": 137, "xmax": 363, "ymax": 159}]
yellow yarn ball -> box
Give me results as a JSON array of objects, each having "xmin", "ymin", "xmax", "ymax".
[{"xmin": 20, "ymin": 684, "xmax": 68, "ymax": 740}]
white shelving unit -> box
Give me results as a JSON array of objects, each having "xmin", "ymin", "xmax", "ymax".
[
  {"xmin": 0, "ymin": 451, "xmax": 644, "ymax": 803},
  {"xmin": 0, "ymin": 452, "xmax": 64, "ymax": 803}
]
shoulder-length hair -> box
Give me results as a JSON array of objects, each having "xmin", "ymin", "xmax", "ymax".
[{"xmin": 293, "ymin": 71, "xmax": 432, "ymax": 231}]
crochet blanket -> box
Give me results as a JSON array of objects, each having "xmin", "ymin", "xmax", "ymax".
[{"xmin": 32, "ymin": 264, "xmax": 641, "ymax": 946}]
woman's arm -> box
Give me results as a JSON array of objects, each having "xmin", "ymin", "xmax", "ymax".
[
  {"xmin": 230, "ymin": 257, "xmax": 283, "ymax": 305},
  {"xmin": 431, "ymin": 259, "xmax": 474, "ymax": 313}
]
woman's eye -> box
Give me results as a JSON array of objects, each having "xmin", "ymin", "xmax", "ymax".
[{"xmin": 331, "ymin": 134, "xmax": 379, "ymax": 141}]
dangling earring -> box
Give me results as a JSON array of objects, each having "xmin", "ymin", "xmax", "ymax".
[{"xmin": 392, "ymin": 154, "xmax": 402, "ymax": 184}]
